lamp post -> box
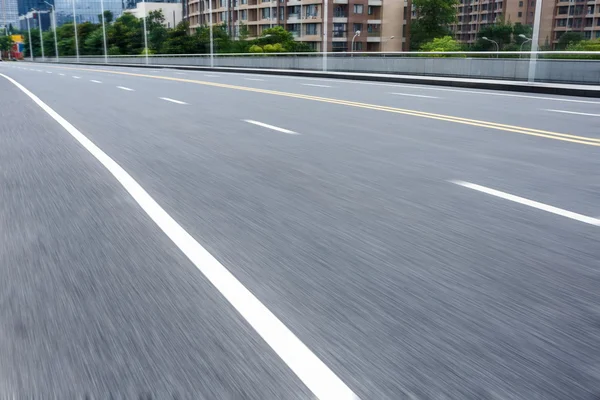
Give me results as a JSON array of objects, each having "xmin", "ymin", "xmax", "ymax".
[
  {"xmin": 99, "ymin": 0, "xmax": 108, "ymax": 63},
  {"xmin": 519, "ymin": 34, "xmax": 532, "ymax": 58},
  {"xmin": 72, "ymin": 0, "xmax": 79, "ymax": 62},
  {"xmin": 482, "ymin": 36, "xmax": 499, "ymax": 57},
  {"xmin": 351, "ymin": 30, "xmax": 360, "ymax": 56},
  {"xmin": 37, "ymin": 10, "xmax": 45, "ymax": 60},
  {"xmin": 208, "ymin": 0, "xmax": 213, "ymax": 68},
  {"xmin": 43, "ymin": 1, "xmax": 58, "ymax": 62},
  {"xmin": 528, "ymin": 0, "xmax": 542, "ymax": 82},
  {"xmin": 26, "ymin": 15, "xmax": 33, "ymax": 61},
  {"xmin": 322, "ymin": 0, "xmax": 328, "ymax": 71},
  {"xmin": 142, "ymin": 0, "xmax": 149, "ymax": 65}
]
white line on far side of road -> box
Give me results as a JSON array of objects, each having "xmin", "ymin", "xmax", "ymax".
[
  {"xmin": 450, "ymin": 180, "xmax": 600, "ymax": 226},
  {"xmin": 159, "ymin": 97, "xmax": 188, "ymax": 105},
  {"xmin": 90, "ymin": 80, "xmax": 102, "ymax": 83},
  {"xmin": 543, "ymin": 109, "xmax": 600, "ymax": 117},
  {"xmin": 389, "ymin": 92, "xmax": 440, "ymax": 99},
  {"xmin": 117, "ymin": 86, "xmax": 135, "ymax": 91},
  {"xmin": 0, "ymin": 71, "xmax": 358, "ymax": 400},
  {"xmin": 302, "ymin": 83, "xmax": 332, "ymax": 88},
  {"xmin": 244, "ymin": 119, "xmax": 298, "ymax": 135}
]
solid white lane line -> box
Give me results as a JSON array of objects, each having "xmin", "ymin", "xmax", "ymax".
[
  {"xmin": 302, "ymin": 83, "xmax": 332, "ymax": 88},
  {"xmin": 117, "ymin": 86, "xmax": 135, "ymax": 91},
  {"xmin": 90, "ymin": 80, "xmax": 102, "ymax": 83},
  {"xmin": 244, "ymin": 119, "xmax": 298, "ymax": 135},
  {"xmin": 245, "ymin": 78, "xmax": 265, "ymax": 81},
  {"xmin": 389, "ymin": 92, "xmax": 439, "ymax": 99},
  {"xmin": 73, "ymin": 76, "xmax": 81, "ymax": 79},
  {"xmin": 159, "ymin": 97, "xmax": 188, "ymax": 105},
  {"xmin": 0, "ymin": 71, "xmax": 358, "ymax": 400},
  {"xmin": 450, "ymin": 180, "xmax": 600, "ymax": 226},
  {"xmin": 543, "ymin": 109, "xmax": 600, "ymax": 117}
]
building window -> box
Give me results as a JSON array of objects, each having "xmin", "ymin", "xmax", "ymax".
[
  {"xmin": 306, "ymin": 4, "xmax": 318, "ymax": 17},
  {"xmin": 368, "ymin": 6, "xmax": 373, "ymax": 14},
  {"xmin": 353, "ymin": 4, "xmax": 363, "ymax": 14},
  {"xmin": 354, "ymin": 41, "xmax": 363, "ymax": 50},
  {"xmin": 353, "ymin": 23, "xmax": 362, "ymax": 32},
  {"xmin": 518, "ymin": 0, "xmax": 523, "ymax": 5},
  {"xmin": 333, "ymin": 23, "xmax": 346, "ymax": 37},
  {"xmin": 241, "ymin": 9, "xmax": 247, "ymax": 19},
  {"xmin": 261, "ymin": 8, "xmax": 270, "ymax": 19},
  {"xmin": 279, "ymin": 6, "xmax": 284, "ymax": 17},
  {"xmin": 518, "ymin": 11, "xmax": 522, "ymax": 17},
  {"xmin": 332, "ymin": 42, "xmax": 347, "ymax": 52},
  {"xmin": 306, "ymin": 23, "xmax": 317, "ymax": 35},
  {"xmin": 481, "ymin": 14, "xmax": 487, "ymax": 20},
  {"xmin": 596, "ymin": 31, "xmax": 600, "ymax": 38},
  {"xmin": 585, "ymin": 31, "xmax": 592, "ymax": 39}
]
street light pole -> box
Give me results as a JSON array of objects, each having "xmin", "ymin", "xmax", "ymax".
[
  {"xmin": 72, "ymin": 0, "xmax": 79, "ymax": 62},
  {"xmin": 26, "ymin": 15, "xmax": 33, "ymax": 61},
  {"xmin": 142, "ymin": 0, "xmax": 149, "ymax": 64},
  {"xmin": 528, "ymin": 0, "xmax": 543, "ymax": 82},
  {"xmin": 351, "ymin": 30, "xmax": 360, "ymax": 56},
  {"xmin": 322, "ymin": 0, "xmax": 328, "ymax": 71},
  {"xmin": 99, "ymin": 0, "xmax": 108, "ymax": 63},
  {"xmin": 43, "ymin": 2, "xmax": 58, "ymax": 62},
  {"xmin": 37, "ymin": 10, "xmax": 45, "ymax": 60},
  {"xmin": 482, "ymin": 36, "xmax": 499, "ymax": 57},
  {"xmin": 208, "ymin": 0, "xmax": 214, "ymax": 68},
  {"xmin": 518, "ymin": 34, "xmax": 532, "ymax": 58}
]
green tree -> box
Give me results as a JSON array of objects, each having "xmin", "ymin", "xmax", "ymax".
[
  {"xmin": 474, "ymin": 21, "xmax": 513, "ymax": 50},
  {"xmin": 0, "ymin": 34, "xmax": 14, "ymax": 58},
  {"xmin": 109, "ymin": 13, "xmax": 143, "ymax": 55},
  {"xmin": 419, "ymin": 36, "xmax": 462, "ymax": 54},
  {"xmin": 410, "ymin": 0, "xmax": 457, "ymax": 50},
  {"xmin": 512, "ymin": 22, "xmax": 532, "ymax": 44},
  {"xmin": 556, "ymin": 31, "xmax": 583, "ymax": 50},
  {"xmin": 147, "ymin": 10, "xmax": 168, "ymax": 52}
]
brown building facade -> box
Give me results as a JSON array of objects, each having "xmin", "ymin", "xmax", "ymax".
[{"xmin": 184, "ymin": 0, "xmax": 407, "ymax": 51}]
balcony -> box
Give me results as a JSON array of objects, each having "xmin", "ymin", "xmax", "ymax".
[
  {"xmin": 367, "ymin": 19, "xmax": 382, "ymax": 24},
  {"xmin": 368, "ymin": 0, "xmax": 382, "ymax": 4},
  {"xmin": 333, "ymin": 0, "xmax": 348, "ymax": 3},
  {"xmin": 367, "ymin": 36, "xmax": 381, "ymax": 42},
  {"xmin": 332, "ymin": 31, "xmax": 347, "ymax": 41}
]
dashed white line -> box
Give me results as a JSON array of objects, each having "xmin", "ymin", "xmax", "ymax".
[
  {"xmin": 159, "ymin": 97, "xmax": 188, "ymax": 105},
  {"xmin": 90, "ymin": 80, "xmax": 102, "ymax": 83},
  {"xmin": 389, "ymin": 92, "xmax": 440, "ymax": 99},
  {"xmin": 0, "ymin": 71, "xmax": 358, "ymax": 400},
  {"xmin": 302, "ymin": 83, "xmax": 332, "ymax": 88},
  {"xmin": 543, "ymin": 109, "xmax": 600, "ymax": 117},
  {"xmin": 117, "ymin": 86, "xmax": 135, "ymax": 91},
  {"xmin": 450, "ymin": 180, "xmax": 600, "ymax": 226},
  {"xmin": 244, "ymin": 119, "xmax": 298, "ymax": 135},
  {"xmin": 73, "ymin": 76, "xmax": 81, "ymax": 79},
  {"xmin": 46, "ymin": 71, "xmax": 52, "ymax": 74},
  {"xmin": 175, "ymin": 72, "xmax": 187, "ymax": 75},
  {"xmin": 59, "ymin": 73, "xmax": 65, "ymax": 76},
  {"xmin": 245, "ymin": 78, "xmax": 265, "ymax": 81},
  {"xmin": 204, "ymin": 74, "xmax": 219, "ymax": 77}
]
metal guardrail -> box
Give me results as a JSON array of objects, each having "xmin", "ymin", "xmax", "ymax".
[{"xmin": 35, "ymin": 51, "xmax": 600, "ymax": 85}]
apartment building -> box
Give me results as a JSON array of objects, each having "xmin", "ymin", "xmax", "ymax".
[
  {"xmin": 185, "ymin": 0, "xmax": 405, "ymax": 51},
  {"xmin": 450, "ymin": 0, "xmax": 530, "ymax": 44},
  {"xmin": 545, "ymin": 0, "xmax": 600, "ymax": 46}
]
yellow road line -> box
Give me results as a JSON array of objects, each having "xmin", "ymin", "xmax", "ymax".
[{"xmin": 44, "ymin": 64, "xmax": 600, "ymax": 147}]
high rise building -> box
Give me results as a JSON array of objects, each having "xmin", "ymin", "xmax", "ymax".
[
  {"xmin": 543, "ymin": 0, "xmax": 600, "ymax": 46},
  {"xmin": 16, "ymin": 0, "xmax": 53, "ymax": 30},
  {"xmin": 53, "ymin": 0, "xmax": 123, "ymax": 25},
  {"xmin": 124, "ymin": 0, "xmax": 180, "ymax": 10},
  {"xmin": 1, "ymin": 0, "xmax": 20, "ymax": 31},
  {"xmin": 184, "ymin": 0, "xmax": 405, "ymax": 52}
]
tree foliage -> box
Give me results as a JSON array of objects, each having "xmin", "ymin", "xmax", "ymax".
[
  {"xmin": 419, "ymin": 36, "xmax": 462, "ymax": 54},
  {"xmin": 410, "ymin": 0, "xmax": 458, "ymax": 50},
  {"xmin": 556, "ymin": 31, "xmax": 583, "ymax": 50}
]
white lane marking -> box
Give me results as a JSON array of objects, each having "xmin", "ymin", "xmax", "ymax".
[
  {"xmin": 244, "ymin": 119, "xmax": 298, "ymax": 135},
  {"xmin": 389, "ymin": 92, "xmax": 439, "ymax": 99},
  {"xmin": 46, "ymin": 71, "xmax": 52, "ymax": 74},
  {"xmin": 175, "ymin": 72, "xmax": 187, "ymax": 75},
  {"xmin": 0, "ymin": 71, "xmax": 358, "ymax": 400},
  {"xmin": 73, "ymin": 76, "xmax": 81, "ymax": 79},
  {"xmin": 117, "ymin": 86, "xmax": 135, "ymax": 91},
  {"xmin": 543, "ymin": 109, "xmax": 600, "ymax": 117},
  {"xmin": 451, "ymin": 180, "xmax": 600, "ymax": 226},
  {"xmin": 302, "ymin": 83, "xmax": 332, "ymax": 88},
  {"xmin": 204, "ymin": 74, "xmax": 219, "ymax": 77},
  {"xmin": 159, "ymin": 97, "xmax": 188, "ymax": 105},
  {"xmin": 90, "ymin": 80, "xmax": 102, "ymax": 83},
  {"xmin": 245, "ymin": 78, "xmax": 265, "ymax": 81},
  {"xmin": 59, "ymin": 73, "xmax": 65, "ymax": 76}
]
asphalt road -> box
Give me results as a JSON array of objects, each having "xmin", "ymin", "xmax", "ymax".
[{"xmin": 1, "ymin": 62, "xmax": 599, "ymax": 400}]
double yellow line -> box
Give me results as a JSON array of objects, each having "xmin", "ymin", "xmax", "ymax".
[{"xmin": 48, "ymin": 64, "xmax": 600, "ymax": 147}]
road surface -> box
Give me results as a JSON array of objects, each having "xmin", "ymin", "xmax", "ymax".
[{"xmin": 1, "ymin": 62, "xmax": 599, "ymax": 399}]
